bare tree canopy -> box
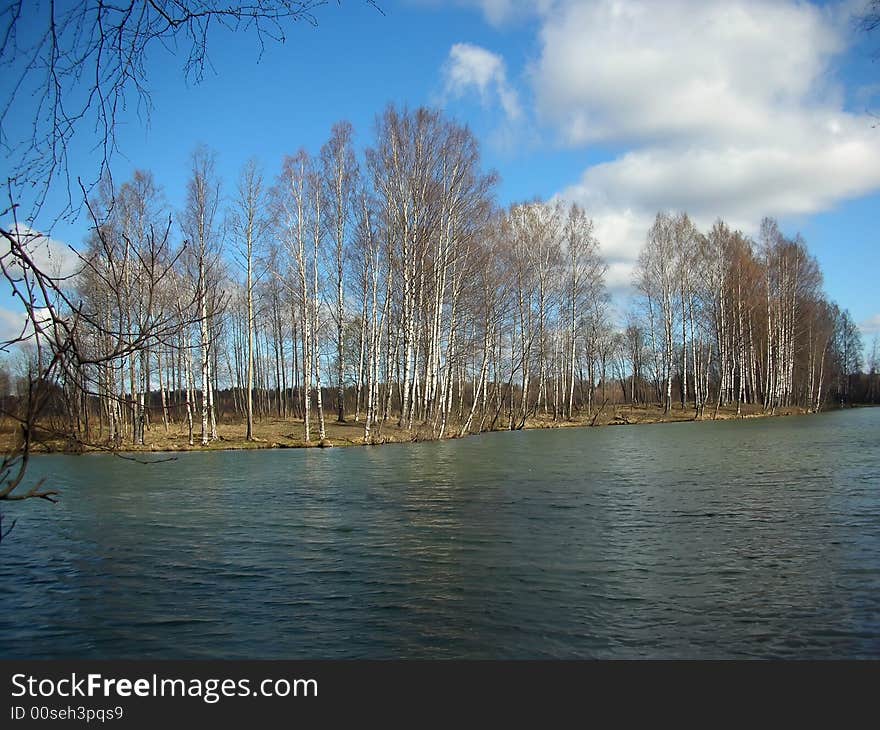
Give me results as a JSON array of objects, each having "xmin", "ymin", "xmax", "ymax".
[{"xmin": 0, "ymin": 0, "xmax": 379, "ymax": 221}]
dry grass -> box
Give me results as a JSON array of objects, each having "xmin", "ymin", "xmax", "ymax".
[{"xmin": 0, "ymin": 401, "xmax": 811, "ymax": 455}]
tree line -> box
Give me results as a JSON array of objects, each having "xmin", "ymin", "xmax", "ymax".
[{"xmin": 2, "ymin": 105, "xmax": 874, "ymax": 452}]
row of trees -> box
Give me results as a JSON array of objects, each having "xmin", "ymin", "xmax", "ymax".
[
  {"xmin": 4, "ymin": 105, "xmax": 872, "ymax": 451},
  {"xmin": 633, "ymin": 213, "xmax": 870, "ymax": 418}
]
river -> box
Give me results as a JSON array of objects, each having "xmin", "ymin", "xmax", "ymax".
[{"xmin": 2, "ymin": 408, "xmax": 878, "ymax": 658}]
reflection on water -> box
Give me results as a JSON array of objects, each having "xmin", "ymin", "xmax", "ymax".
[{"xmin": 2, "ymin": 408, "xmax": 879, "ymax": 658}]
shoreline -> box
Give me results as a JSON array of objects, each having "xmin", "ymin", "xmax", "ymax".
[{"xmin": 8, "ymin": 402, "xmax": 869, "ymax": 457}]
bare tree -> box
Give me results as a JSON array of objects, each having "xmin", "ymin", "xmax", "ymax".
[
  {"xmin": 0, "ymin": 0, "xmax": 379, "ymax": 222},
  {"xmin": 231, "ymin": 160, "xmax": 268, "ymax": 441},
  {"xmin": 181, "ymin": 147, "xmax": 224, "ymax": 446},
  {"xmin": 635, "ymin": 213, "xmax": 679, "ymax": 414},
  {"xmin": 0, "ymin": 186, "xmax": 196, "ymax": 532},
  {"xmin": 274, "ymin": 151, "xmax": 313, "ymax": 442},
  {"xmin": 320, "ymin": 122, "xmax": 359, "ymax": 423}
]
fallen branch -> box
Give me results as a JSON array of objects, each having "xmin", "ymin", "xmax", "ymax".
[{"xmin": 590, "ymin": 398, "xmax": 610, "ymax": 427}]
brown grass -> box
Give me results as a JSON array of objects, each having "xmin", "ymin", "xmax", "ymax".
[{"xmin": 0, "ymin": 401, "xmax": 811, "ymax": 455}]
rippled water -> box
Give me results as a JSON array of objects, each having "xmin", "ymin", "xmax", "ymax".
[{"xmin": 2, "ymin": 408, "xmax": 879, "ymax": 659}]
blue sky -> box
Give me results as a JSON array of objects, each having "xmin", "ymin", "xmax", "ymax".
[{"xmin": 3, "ymin": 0, "xmax": 879, "ymax": 344}]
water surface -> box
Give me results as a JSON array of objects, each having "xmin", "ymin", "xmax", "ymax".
[{"xmin": 2, "ymin": 409, "xmax": 879, "ymax": 658}]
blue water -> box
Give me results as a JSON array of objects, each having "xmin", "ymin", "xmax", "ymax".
[{"xmin": 2, "ymin": 408, "xmax": 879, "ymax": 658}]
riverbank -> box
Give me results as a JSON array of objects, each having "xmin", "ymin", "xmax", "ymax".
[{"xmin": 1, "ymin": 402, "xmax": 830, "ymax": 455}]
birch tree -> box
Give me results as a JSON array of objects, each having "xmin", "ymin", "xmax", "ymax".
[
  {"xmin": 231, "ymin": 159, "xmax": 268, "ymax": 441},
  {"xmin": 320, "ymin": 122, "xmax": 359, "ymax": 423},
  {"xmin": 182, "ymin": 147, "xmax": 223, "ymax": 445}
]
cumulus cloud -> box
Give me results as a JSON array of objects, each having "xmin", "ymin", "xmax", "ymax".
[
  {"xmin": 0, "ymin": 308, "xmax": 28, "ymax": 344},
  {"xmin": 409, "ymin": 0, "xmax": 550, "ymax": 26},
  {"xmin": 0, "ymin": 225, "xmax": 79, "ymax": 347},
  {"xmin": 532, "ymin": 0, "xmax": 845, "ymax": 147},
  {"xmin": 560, "ymin": 116, "xmax": 880, "ymax": 272},
  {"xmin": 6, "ymin": 223, "xmax": 81, "ymax": 280},
  {"xmin": 0, "ymin": 305, "xmax": 56, "ymax": 348},
  {"xmin": 524, "ymin": 0, "xmax": 880, "ymax": 291},
  {"xmin": 568, "ymin": 130, "xmax": 880, "ymax": 221},
  {"xmin": 471, "ymin": 0, "xmax": 553, "ymax": 26},
  {"xmin": 443, "ymin": 42, "xmax": 522, "ymax": 121},
  {"xmin": 861, "ymin": 314, "xmax": 880, "ymax": 336}
]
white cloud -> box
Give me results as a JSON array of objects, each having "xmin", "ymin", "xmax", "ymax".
[
  {"xmin": 576, "ymin": 130, "xmax": 880, "ymax": 220},
  {"xmin": 6, "ymin": 224, "xmax": 81, "ymax": 280},
  {"xmin": 0, "ymin": 308, "xmax": 28, "ymax": 343},
  {"xmin": 532, "ymin": 0, "xmax": 845, "ymax": 147},
  {"xmin": 471, "ymin": 0, "xmax": 553, "ymax": 26},
  {"xmin": 0, "ymin": 305, "xmax": 55, "ymax": 348},
  {"xmin": 561, "ymin": 117, "xmax": 880, "ymax": 266},
  {"xmin": 443, "ymin": 42, "xmax": 522, "ymax": 121},
  {"xmin": 0, "ymin": 225, "xmax": 79, "ymax": 347},
  {"xmin": 861, "ymin": 314, "xmax": 880, "ymax": 336},
  {"xmin": 524, "ymin": 0, "xmax": 880, "ymax": 290},
  {"xmin": 409, "ymin": 0, "xmax": 550, "ymax": 26}
]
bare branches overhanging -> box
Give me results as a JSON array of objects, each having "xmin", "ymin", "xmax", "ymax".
[{"xmin": 0, "ymin": 0, "xmax": 379, "ymax": 221}]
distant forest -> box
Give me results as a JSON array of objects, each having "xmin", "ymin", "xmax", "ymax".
[{"xmin": 3, "ymin": 105, "xmax": 876, "ymax": 449}]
